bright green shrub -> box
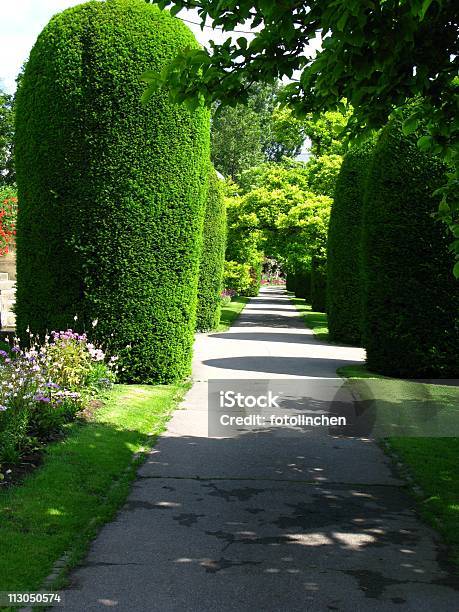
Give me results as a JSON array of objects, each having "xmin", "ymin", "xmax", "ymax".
[
  {"xmin": 15, "ymin": 0, "xmax": 210, "ymax": 383},
  {"xmin": 361, "ymin": 116, "xmax": 459, "ymax": 377},
  {"xmin": 224, "ymin": 261, "xmax": 254, "ymax": 295},
  {"xmin": 327, "ymin": 141, "xmax": 374, "ymax": 344},
  {"xmin": 305, "ymin": 154, "xmax": 342, "ymax": 197},
  {"xmin": 247, "ymin": 260, "xmax": 263, "ymax": 297},
  {"xmin": 311, "ymin": 257, "xmax": 327, "ymax": 312},
  {"xmin": 196, "ymin": 168, "xmax": 226, "ymax": 331}
]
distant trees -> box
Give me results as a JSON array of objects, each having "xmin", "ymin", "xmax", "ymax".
[
  {"xmin": 0, "ymin": 88, "xmax": 15, "ymax": 186},
  {"xmin": 211, "ymin": 82, "xmax": 306, "ymax": 179}
]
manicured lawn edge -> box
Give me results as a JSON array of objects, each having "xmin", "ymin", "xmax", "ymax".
[
  {"xmin": 217, "ymin": 296, "xmax": 249, "ymax": 331},
  {"xmin": 0, "ymin": 383, "xmax": 188, "ymax": 596},
  {"xmin": 338, "ymin": 364, "xmax": 459, "ymax": 568},
  {"xmin": 289, "ymin": 295, "xmax": 329, "ymax": 340}
]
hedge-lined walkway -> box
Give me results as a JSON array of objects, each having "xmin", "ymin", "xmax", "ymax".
[{"xmin": 61, "ymin": 288, "xmax": 459, "ymax": 610}]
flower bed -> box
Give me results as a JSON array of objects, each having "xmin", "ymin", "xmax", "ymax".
[
  {"xmin": 261, "ymin": 277, "xmax": 286, "ymax": 286},
  {"xmin": 0, "ymin": 329, "xmax": 116, "ymax": 472},
  {"xmin": 221, "ymin": 288, "xmax": 237, "ymax": 306}
]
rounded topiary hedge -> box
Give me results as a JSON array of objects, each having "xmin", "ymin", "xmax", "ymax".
[
  {"xmin": 15, "ymin": 0, "xmax": 210, "ymax": 382},
  {"xmin": 327, "ymin": 141, "xmax": 374, "ymax": 345},
  {"xmin": 196, "ymin": 167, "xmax": 226, "ymax": 331},
  {"xmin": 361, "ymin": 116, "xmax": 459, "ymax": 377}
]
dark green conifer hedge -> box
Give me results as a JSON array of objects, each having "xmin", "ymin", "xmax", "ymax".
[
  {"xmin": 286, "ymin": 274, "xmax": 296, "ymax": 292},
  {"xmin": 327, "ymin": 141, "xmax": 374, "ymax": 344},
  {"xmin": 361, "ymin": 117, "xmax": 459, "ymax": 377},
  {"xmin": 293, "ymin": 269, "xmax": 311, "ymax": 301},
  {"xmin": 15, "ymin": 0, "xmax": 210, "ymax": 382},
  {"xmin": 196, "ymin": 168, "xmax": 226, "ymax": 331},
  {"xmin": 311, "ymin": 257, "xmax": 327, "ymax": 312}
]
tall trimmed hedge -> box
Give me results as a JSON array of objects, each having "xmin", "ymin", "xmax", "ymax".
[
  {"xmin": 196, "ymin": 167, "xmax": 226, "ymax": 331},
  {"xmin": 327, "ymin": 141, "xmax": 374, "ymax": 344},
  {"xmin": 293, "ymin": 269, "xmax": 311, "ymax": 301},
  {"xmin": 311, "ymin": 257, "xmax": 327, "ymax": 312},
  {"xmin": 361, "ymin": 116, "xmax": 459, "ymax": 377},
  {"xmin": 15, "ymin": 0, "xmax": 210, "ymax": 383},
  {"xmin": 286, "ymin": 274, "xmax": 295, "ymax": 292}
]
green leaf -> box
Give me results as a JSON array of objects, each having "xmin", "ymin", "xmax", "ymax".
[
  {"xmin": 140, "ymin": 70, "xmax": 159, "ymax": 85},
  {"xmin": 417, "ymin": 135, "xmax": 433, "ymax": 151},
  {"xmin": 419, "ymin": 0, "xmax": 434, "ymax": 20},
  {"xmin": 402, "ymin": 115, "xmax": 419, "ymax": 135},
  {"xmin": 337, "ymin": 13, "xmax": 348, "ymax": 31},
  {"xmin": 237, "ymin": 37, "xmax": 248, "ymax": 51},
  {"xmin": 453, "ymin": 261, "xmax": 459, "ymax": 279},
  {"xmin": 140, "ymin": 84, "xmax": 156, "ymax": 104}
]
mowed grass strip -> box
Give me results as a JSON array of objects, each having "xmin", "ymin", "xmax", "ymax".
[
  {"xmin": 0, "ymin": 383, "xmax": 187, "ymax": 592},
  {"xmin": 217, "ymin": 296, "xmax": 249, "ymax": 331},
  {"xmin": 289, "ymin": 297, "xmax": 329, "ymax": 340},
  {"xmin": 339, "ymin": 364, "xmax": 459, "ymax": 567}
]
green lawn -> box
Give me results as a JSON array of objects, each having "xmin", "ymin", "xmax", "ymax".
[
  {"xmin": 217, "ymin": 296, "xmax": 249, "ymax": 331},
  {"xmin": 0, "ymin": 383, "xmax": 187, "ymax": 593},
  {"xmin": 289, "ymin": 296, "xmax": 329, "ymax": 340},
  {"xmin": 339, "ymin": 364, "xmax": 459, "ymax": 567}
]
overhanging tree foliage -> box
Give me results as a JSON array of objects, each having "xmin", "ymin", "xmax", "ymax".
[
  {"xmin": 15, "ymin": 0, "xmax": 210, "ymax": 383},
  {"xmin": 144, "ymin": 0, "xmax": 458, "ymax": 276}
]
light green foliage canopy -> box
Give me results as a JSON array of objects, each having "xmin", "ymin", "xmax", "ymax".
[
  {"xmin": 226, "ymin": 160, "xmax": 332, "ymax": 282},
  {"xmin": 303, "ymin": 110, "xmax": 349, "ymax": 157},
  {"xmin": 304, "ymin": 155, "xmax": 342, "ymax": 198}
]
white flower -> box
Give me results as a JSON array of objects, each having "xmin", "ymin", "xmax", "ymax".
[{"xmin": 92, "ymin": 319, "xmax": 98, "ymax": 328}]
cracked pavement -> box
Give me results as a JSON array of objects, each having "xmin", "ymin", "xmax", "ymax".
[{"xmin": 61, "ymin": 288, "xmax": 459, "ymax": 611}]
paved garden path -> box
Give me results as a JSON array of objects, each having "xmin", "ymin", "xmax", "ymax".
[{"xmin": 62, "ymin": 288, "xmax": 459, "ymax": 611}]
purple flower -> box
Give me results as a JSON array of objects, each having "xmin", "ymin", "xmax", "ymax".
[
  {"xmin": 0, "ymin": 404, "xmax": 8, "ymax": 412},
  {"xmin": 0, "ymin": 350, "xmax": 8, "ymax": 358},
  {"xmin": 11, "ymin": 346, "xmax": 21, "ymax": 353},
  {"xmin": 34, "ymin": 393, "xmax": 50, "ymax": 403},
  {"xmin": 46, "ymin": 382, "xmax": 60, "ymax": 389}
]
